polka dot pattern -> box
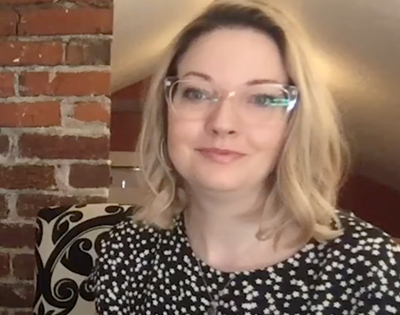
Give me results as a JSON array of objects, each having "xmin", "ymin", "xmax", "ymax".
[{"xmin": 87, "ymin": 211, "xmax": 400, "ymax": 314}]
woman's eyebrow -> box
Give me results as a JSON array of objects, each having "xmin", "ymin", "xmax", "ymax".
[{"xmin": 181, "ymin": 71, "xmax": 212, "ymax": 81}]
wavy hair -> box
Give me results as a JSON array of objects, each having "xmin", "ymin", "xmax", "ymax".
[{"xmin": 134, "ymin": 0, "xmax": 350, "ymax": 245}]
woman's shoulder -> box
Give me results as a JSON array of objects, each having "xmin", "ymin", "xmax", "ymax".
[
  {"xmin": 320, "ymin": 210, "xmax": 400, "ymax": 283},
  {"xmin": 86, "ymin": 217, "xmax": 167, "ymax": 294},
  {"xmin": 100, "ymin": 216, "xmax": 166, "ymax": 253},
  {"xmin": 298, "ymin": 211, "xmax": 400, "ymax": 312},
  {"xmin": 334, "ymin": 210, "xmax": 400, "ymax": 254}
]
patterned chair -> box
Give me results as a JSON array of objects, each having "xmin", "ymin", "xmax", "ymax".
[{"xmin": 33, "ymin": 203, "xmax": 139, "ymax": 315}]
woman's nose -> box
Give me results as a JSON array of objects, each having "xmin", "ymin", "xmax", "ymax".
[{"xmin": 205, "ymin": 95, "xmax": 239, "ymax": 137}]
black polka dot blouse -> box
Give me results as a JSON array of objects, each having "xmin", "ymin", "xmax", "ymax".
[{"xmin": 88, "ymin": 211, "xmax": 400, "ymax": 314}]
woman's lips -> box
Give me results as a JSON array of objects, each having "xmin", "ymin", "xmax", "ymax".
[{"xmin": 196, "ymin": 148, "xmax": 245, "ymax": 163}]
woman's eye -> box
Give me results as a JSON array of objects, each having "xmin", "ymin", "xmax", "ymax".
[
  {"xmin": 251, "ymin": 94, "xmax": 274, "ymax": 106},
  {"xmin": 183, "ymin": 88, "xmax": 208, "ymax": 101},
  {"xmin": 250, "ymin": 94, "xmax": 288, "ymax": 107}
]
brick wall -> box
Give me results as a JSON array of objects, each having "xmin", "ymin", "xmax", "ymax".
[{"xmin": 0, "ymin": 0, "xmax": 113, "ymax": 313}]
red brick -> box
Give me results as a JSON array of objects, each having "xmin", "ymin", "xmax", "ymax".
[
  {"xmin": 0, "ymin": 224, "xmax": 36, "ymax": 249},
  {"xmin": 0, "ymin": 0, "xmax": 53, "ymax": 3},
  {"xmin": 0, "ymin": 253, "xmax": 10, "ymax": 277},
  {"xmin": 0, "ymin": 283, "xmax": 34, "ymax": 307},
  {"xmin": 69, "ymin": 164, "xmax": 110, "ymax": 188},
  {"xmin": 0, "ymin": 194, "xmax": 9, "ymax": 219},
  {"xmin": 19, "ymin": 134, "xmax": 109, "ymax": 159},
  {"xmin": 12, "ymin": 254, "xmax": 35, "ymax": 280},
  {"xmin": 20, "ymin": 71, "xmax": 111, "ymax": 96},
  {"xmin": 0, "ymin": 41, "xmax": 63, "ymax": 66},
  {"xmin": 17, "ymin": 194, "xmax": 106, "ymax": 218},
  {"xmin": 74, "ymin": 101, "xmax": 110, "ymax": 123},
  {"xmin": 19, "ymin": 8, "xmax": 112, "ymax": 36},
  {"xmin": 17, "ymin": 194, "xmax": 77, "ymax": 218},
  {"xmin": 71, "ymin": 0, "xmax": 112, "ymax": 5},
  {"xmin": 0, "ymin": 10, "xmax": 18, "ymax": 36},
  {"xmin": 0, "ymin": 102, "xmax": 61, "ymax": 127},
  {"xmin": 0, "ymin": 72, "xmax": 15, "ymax": 97},
  {"xmin": 0, "ymin": 165, "xmax": 55, "ymax": 190},
  {"xmin": 0, "ymin": 135, "xmax": 9, "ymax": 155},
  {"xmin": 66, "ymin": 39, "xmax": 111, "ymax": 65}
]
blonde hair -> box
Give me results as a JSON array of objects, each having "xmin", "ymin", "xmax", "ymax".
[{"xmin": 135, "ymin": 0, "xmax": 350, "ymax": 245}]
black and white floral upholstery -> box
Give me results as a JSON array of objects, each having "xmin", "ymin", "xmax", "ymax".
[{"xmin": 33, "ymin": 203, "xmax": 139, "ymax": 315}]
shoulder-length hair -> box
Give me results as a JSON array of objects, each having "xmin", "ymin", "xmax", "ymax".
[{"xmin": 135, "ymin": 0, "xmax": 350, "ymax": 245}]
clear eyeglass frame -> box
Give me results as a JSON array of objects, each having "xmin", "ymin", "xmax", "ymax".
[{"xmin": 163, "ymin": 76, "xmax": 300, "ymax": 124}]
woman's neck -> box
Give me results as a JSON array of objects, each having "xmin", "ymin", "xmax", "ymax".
[
  {"xmin": 184, "ymin": 185, "xmax": 276, "ymax": 271},
  {"xmin": 183, "ymin": 184, "xmax": 303, "ymax": 272},
  {"xmin": 186, "ymin": 183, "xmax": 266, "ymax": 220}
]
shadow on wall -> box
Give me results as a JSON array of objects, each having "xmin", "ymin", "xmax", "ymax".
[
  {"xmin": 110, "ymin": 79, "xmax": 149, "ymax": 151},
  {"xmin": 339, "ymin": 173, "xmax": 400, "ymax": 238}
]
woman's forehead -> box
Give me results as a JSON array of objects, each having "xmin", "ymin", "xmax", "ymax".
[{"xmin": 176, "ymin": 28, "xmax": 289, "ymax": 87}]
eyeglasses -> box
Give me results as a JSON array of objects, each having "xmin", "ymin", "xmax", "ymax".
[{"xmin": 164, "ymin": 76, "xmax": 299, "ymax": 125}]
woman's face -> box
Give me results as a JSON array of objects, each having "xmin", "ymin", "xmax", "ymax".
[{"xmin": 167, "ymin": 28, "xmax": 289, "ymax": 193}]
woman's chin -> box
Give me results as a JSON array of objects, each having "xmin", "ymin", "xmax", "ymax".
[{"xmin": 191, "ymin": 176, "xmax": 245, "ymax": 193}]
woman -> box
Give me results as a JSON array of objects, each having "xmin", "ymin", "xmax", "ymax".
[{"xmin": 89, "ymin": 0, "xmax": 400, "ymax": 313}]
